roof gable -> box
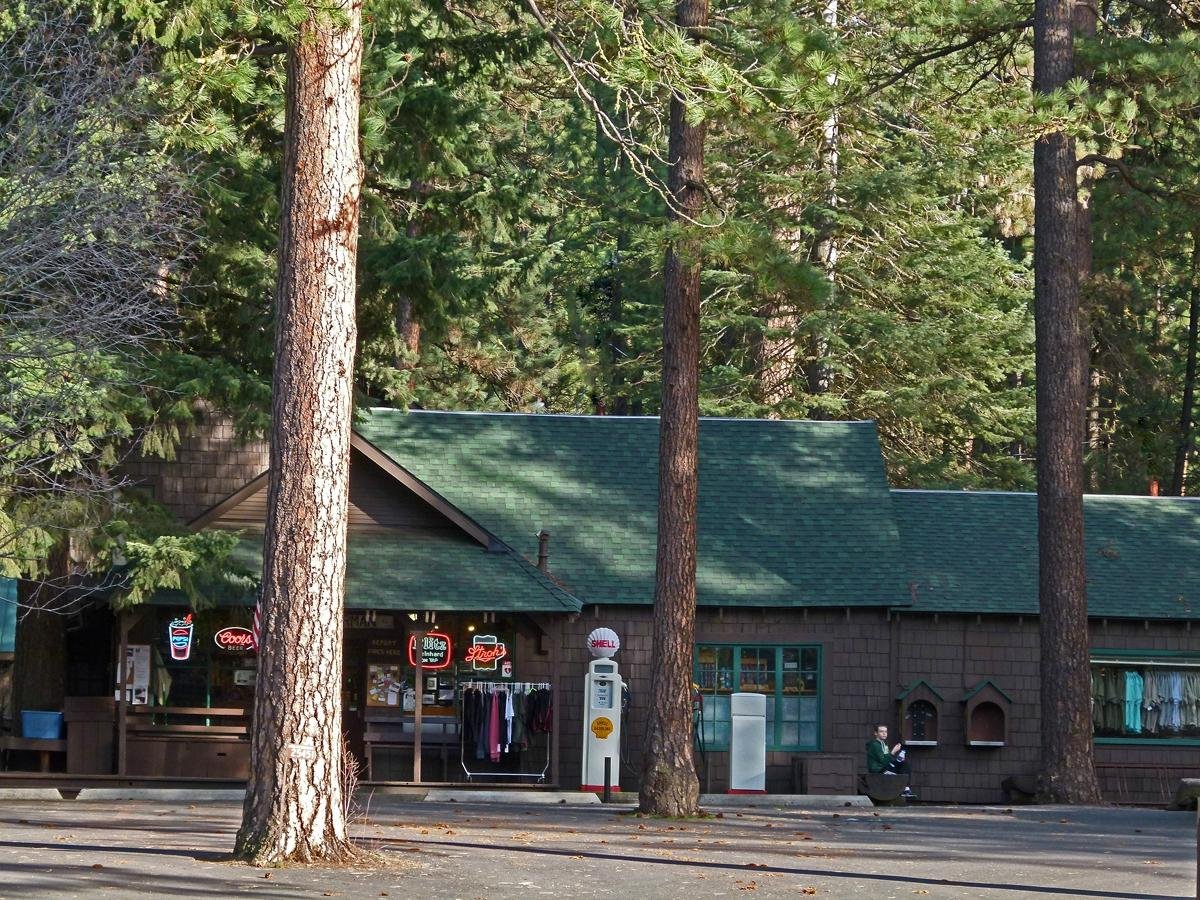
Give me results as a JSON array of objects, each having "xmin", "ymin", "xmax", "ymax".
[
  {"xmin": 193, "ymin": 446, "xmax": 487, "ymax": 544},
  {"xmin": 355, "ymin": 409, "xmax": 910, "ymax": 608}
]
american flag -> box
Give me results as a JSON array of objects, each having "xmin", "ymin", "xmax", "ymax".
[{"xmin": 252, "ymin": 594, "xmax": 262, "ymax": 652}]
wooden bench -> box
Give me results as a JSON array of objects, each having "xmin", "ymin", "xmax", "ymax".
[
  {"xmin": 123, "ymin": 706, "xmax": 250, "ymax": 779},
  {"xmin": 0, "ymin": 736, "xmax": 68, "ymax": 773},
  {"xmin": 859, "ymin": 772, "xmax": 910, "ymax": 804},
  {"xmin": 364, "ymin": 716, "xmax": 458, "ymax": 782}
]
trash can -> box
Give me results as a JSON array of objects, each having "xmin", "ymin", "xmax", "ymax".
[
  {"xmin": 21, "ymin": 710, "xmax": 63, "ymax": 739},
  {"xmin": 64, "ymin": 697, "xmax": 116, "ymax": 774}
]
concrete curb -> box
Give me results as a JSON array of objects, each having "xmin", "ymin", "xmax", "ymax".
[
  {"xmin": 76, "ymin": 788, "xmax": 247, "ymax": 802},
  {"xmin": 422, "ymin": 789, "xmax": 601, "ymax": 805},
  {"xmin": 699, "ymin": 793, "xmax": 871, "ymax": 809},
  {"xmin": 0, "ymin": 788, "xmax": 66, "ymax": 801},
  {"xmin": 0, "ymin": 786, "xmax": 869, "ymax": 809}
]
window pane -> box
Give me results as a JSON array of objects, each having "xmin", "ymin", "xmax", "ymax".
[
  {"xmin": 798, "ymin": 723, "xmax": 818, "ymax": 747},
  {"xmin": 801, "ymin": 648, "xmax": 819, "ymax": 671},
  {"xmin": 781, "ymin": 697, "xmax": 800, "ymax": 721},
  {"xmin": 798, "ymin": 696, "xmax": 818, "ymax": 723},
  {"xmin": 780, "ymin": 723, "xmax": 799, "ymax": 747},
  {"xmin": 696, "ymin": 646, "xmax": 733, "ymax": 692},
  {"xmin": 700, "ymin": 694, "xmax": 731, "ymax": 748},
  {"xmin": 738, "ymin": 647, "xmax": 775, "ymax": 693}
]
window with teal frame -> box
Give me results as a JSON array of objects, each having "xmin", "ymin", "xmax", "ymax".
[
  {"xmin": 1091, "ymin": 650, "xmax": 1200, "ymax": 745},
  {"xmin": 694, "ymin": 644, "xmax": 820, "ymax": 751}
]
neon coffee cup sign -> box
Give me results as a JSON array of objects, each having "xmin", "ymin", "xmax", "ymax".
[{"xmin": 168, "ymin": 614, "xmax": 194, "ymax": 661}]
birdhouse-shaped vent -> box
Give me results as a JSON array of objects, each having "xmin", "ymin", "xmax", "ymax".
[
  {"xmin": 895, "ymin": 680, "xmax": 942, "ymax": 747},
  {"xmin": 963, "ymin": 680, "xmax": 1012, "ymax": 747}
]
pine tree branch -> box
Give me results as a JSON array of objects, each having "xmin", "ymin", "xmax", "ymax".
[{"xmin": 856, "ymin": 16, "xmax": 1034, "ymax": 101}]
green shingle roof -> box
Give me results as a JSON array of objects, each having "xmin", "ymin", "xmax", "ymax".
[
  {"xmin": 356, "ymin": 409, "xmax": 910, "ymax": 608},
  {"xmin": 211, "ymin": 528, "xmax": 580, "ymax": 613},
  {"xmin": 895, "ymin": 489, "xmax": 1200, "ymax": 619}
]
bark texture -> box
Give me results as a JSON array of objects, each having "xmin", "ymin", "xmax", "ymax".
[
  {"xmin": 1033, "ymin": 0, "xmax": 1101, "ymax": 805},
  {"xmin": 639, "ymin": 0, "xmax": 707, "ymax": 819},
  {"xmin": 234, "ymin": 0, "xmax": 362, "ymax": 864},
  {"xmin": 1170, "ymin": 228, "xmax": 1200, "ymax": 496}
]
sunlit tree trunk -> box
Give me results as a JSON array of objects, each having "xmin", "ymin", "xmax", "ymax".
[
  {"xmin": 639, "ymin": 0, "xmax": 708, "ymax": 819},
  {"xmin": 1033, "ymin": 0, "xmax": 1101, "ymax": 805},
  {"xmin": 235, "ymin": 0, "xmax": 363, "ymax": 864}
]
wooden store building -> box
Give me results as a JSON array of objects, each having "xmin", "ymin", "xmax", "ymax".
[{"xmin": 5, "ymin": 409, "xmax": 1200, "ymax": 804}]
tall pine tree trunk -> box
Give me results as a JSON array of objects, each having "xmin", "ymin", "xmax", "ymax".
[
  {"xmin": 756, "ymin": 0, "xmax": 837, "ymax": 417},
  {"xmin": 393, "ymin": 182, "xmax": 425, "ymax": 369},
  {"xmin": 1171, "ymin": 227, "xmax": 1200, "ymax": 496},
  {"xmin": 235, "ymin": 0, "xmax": 363, "ymax": 864},
  {"xmin": 1033, "ymin": 0, "xmax": 1101, "ymax": 805},
  {"xmin": 639, "ymin": 0, "xmax": 707, "ymax": 818}
]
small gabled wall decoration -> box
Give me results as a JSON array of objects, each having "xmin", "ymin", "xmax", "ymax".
[
  {"xmin": 963, "ymin": 680, "xmax": 1012, "ymax": 747},
  {"xmin": 896, "ymin": 679, "xmax": 943, "ymax": 746}
]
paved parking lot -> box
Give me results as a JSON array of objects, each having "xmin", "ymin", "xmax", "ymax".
[{"xmin": 0, "ymin": 797, "xmax": 1194, "ymax": 898}]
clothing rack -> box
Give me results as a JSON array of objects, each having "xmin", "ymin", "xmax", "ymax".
[{"xmin": 458, "ymin": 681, "xmax": 553, "ymax": 782}]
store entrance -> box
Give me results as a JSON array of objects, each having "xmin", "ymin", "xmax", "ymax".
[{"xmin": 345, "ymin": 611, "xmax": 554, "ymax": 784}]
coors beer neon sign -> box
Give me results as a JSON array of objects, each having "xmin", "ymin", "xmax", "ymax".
[{"xmin": 213, "ymin": 626, "xmax": 256, "ymax": 652}]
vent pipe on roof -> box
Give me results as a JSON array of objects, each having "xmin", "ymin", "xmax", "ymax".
[{"xmin": 536, "ymin": 530, "xmax": 550, "ymax": 573}]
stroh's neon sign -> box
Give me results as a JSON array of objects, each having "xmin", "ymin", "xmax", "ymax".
[{"xmin": 465, "ymin": 634, "xmax": 507, "ymax": 671}]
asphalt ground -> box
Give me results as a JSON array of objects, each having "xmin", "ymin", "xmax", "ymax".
[{"xmin": 0, "ymin": 798, "xmax": 1194, "ymax": 899}]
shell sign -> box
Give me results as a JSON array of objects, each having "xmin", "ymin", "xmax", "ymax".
[{"xmin": 587, "ymin": 627, "xmax": 620, "ymax": 658}]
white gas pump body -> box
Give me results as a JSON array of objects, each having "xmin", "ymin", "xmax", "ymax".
[
  {"xmin": 581, "ymin": 657, "xmax": 623, "ymax": 791},
  {"xmin": 728, "ymin": 691, "xmax": 767, "ymax": 794}
]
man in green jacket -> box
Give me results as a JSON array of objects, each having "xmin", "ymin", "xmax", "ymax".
[{"xmin": 866, "ymin": 724, "xmax": 914, "ymax": 798}]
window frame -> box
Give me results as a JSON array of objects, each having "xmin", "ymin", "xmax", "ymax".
[
  {"xmin": 694, "ymin": 643, "xmax": 822, "ymax": 752},
  {"xmin": 1090, "ymin": 648, "xmax": 1200, "ymax": 746}
]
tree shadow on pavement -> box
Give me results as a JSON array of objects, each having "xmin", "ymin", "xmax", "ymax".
[{"xmin": 376, "ymin": 835, "xmax": 1190, "ymax": 900}]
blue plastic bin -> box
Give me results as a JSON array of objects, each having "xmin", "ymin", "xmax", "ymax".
[{"xmin": 21, "ymin": 710, "xmax": 63, "ymax": 739}]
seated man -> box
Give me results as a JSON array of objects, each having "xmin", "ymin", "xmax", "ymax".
[{"xmin": 866, "ymin": 724, "xmax": 914, "ymax": 797}]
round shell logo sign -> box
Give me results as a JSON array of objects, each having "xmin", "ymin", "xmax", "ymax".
[
  {"xmin": 591, "ymin": 716, "xmax": 614, "ymax": 739},
  {"xmin": 587, "ymin": 627, "xmax": 620, "ymax": 658}
]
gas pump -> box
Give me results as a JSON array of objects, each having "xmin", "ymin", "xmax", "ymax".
[{"xmin": 581, "ymin": 628, "xmax": 623, "ymax": 792}]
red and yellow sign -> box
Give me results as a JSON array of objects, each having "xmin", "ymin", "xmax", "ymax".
[{"xmin": 590, "ymin": 716, "xmax": 614, "ymax": 740}]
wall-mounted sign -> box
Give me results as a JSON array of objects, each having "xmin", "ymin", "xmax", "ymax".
[
  {"xmin": 408, "ymin": 631, "xmax": 453, "ymax": 669},
  {"xmin": 587, "ymin": 627, "xmax": 620, "ymax": 658},
  {"xmin": 168, "ymin": 614, "xmax": 194, "ymax": 661},
  {"xmin": 348, "ymin": 611, "xmax": 395, "ymax": 630},
  {"xmin": 465, "ymin": 634, "xmax": 507, "ymax": 671},
  {"xmin": 214, "ymin": 626, "xmax": 256, "ymax": 652},
  {"xmin": 117, "ymin": 644, "xmax": 151, "ymax": 705}
]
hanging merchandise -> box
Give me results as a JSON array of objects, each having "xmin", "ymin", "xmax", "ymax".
[{"xmin": 458, "ymin": 681, "xmax": 552, "ymax": 781}]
